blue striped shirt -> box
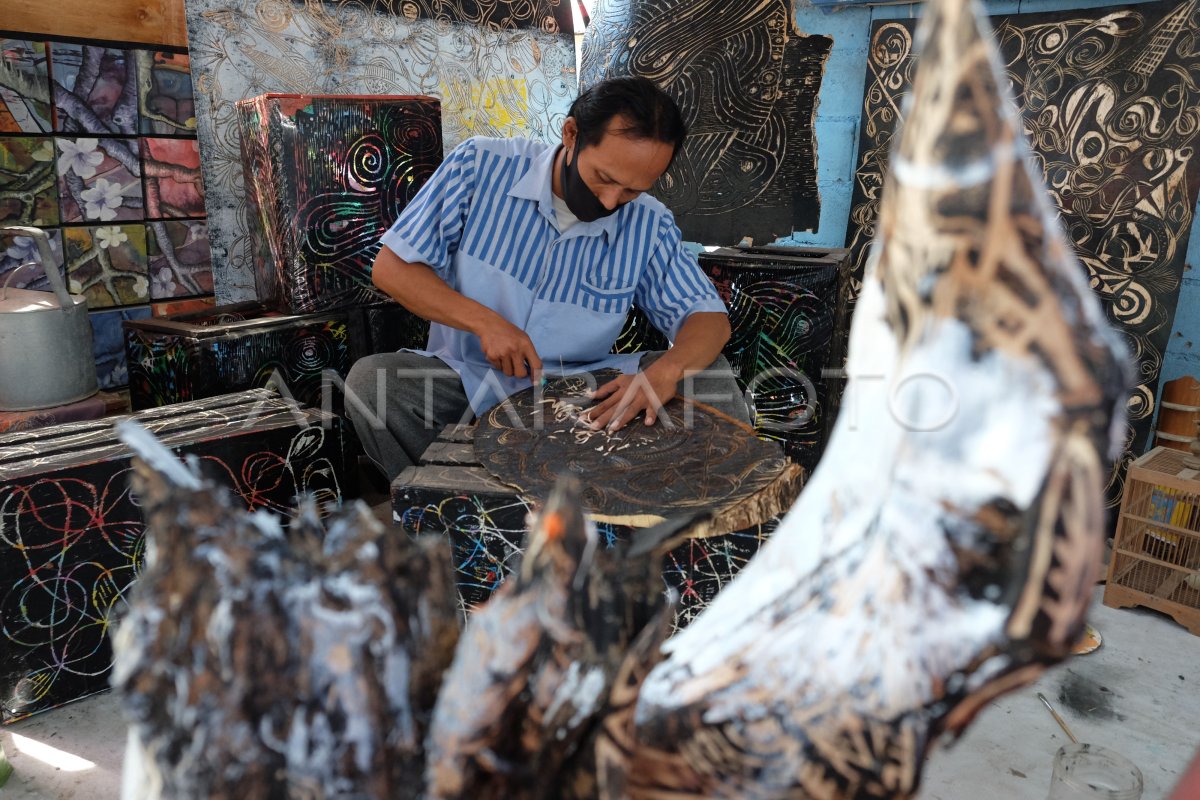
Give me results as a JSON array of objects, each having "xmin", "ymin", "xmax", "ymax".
[{"xmin": 380, "ymin": 136, "xmax": 726, "ymax": 413}]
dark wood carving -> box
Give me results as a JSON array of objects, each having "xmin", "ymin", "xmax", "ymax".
[
  {"xmin": 845, "ymin": 0, "xmax": 1200, "ymax": 516},
  {"xmin": 581, "ymin": 0, "xmax": 831, "ymax": 245},
  {"xmin": 474, "ymin": 370, "xmax": 803, "ymax": 531}
]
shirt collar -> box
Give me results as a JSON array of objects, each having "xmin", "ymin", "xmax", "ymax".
[{"xmin": 507, "ymin": 143, "xmax": 621, "ymax": 240}]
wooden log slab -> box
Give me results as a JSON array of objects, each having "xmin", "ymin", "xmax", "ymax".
[
  {"xmin": 418, "ymin": 442, "xmax": 479, "ymax": 467},
  {"xmin": 474, "ymin": 370, "xmax": 803, "ymax": 535},
  {"xmin": 436, "ymin": 424, "xmax": 476, "ymax": 444}
]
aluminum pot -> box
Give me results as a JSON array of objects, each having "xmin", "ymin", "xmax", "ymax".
[{"xmin": 0, "ymin": 226, "xmax": 98, "ymax": 411}]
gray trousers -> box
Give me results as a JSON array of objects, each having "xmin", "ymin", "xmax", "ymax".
[{"xmin": 345, "ymin": 352, "xmax": 753, "ymax": 480}]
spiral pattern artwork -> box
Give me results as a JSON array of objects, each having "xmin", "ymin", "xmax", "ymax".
[
  {"xmin": 0, "ymin": 390, "xmax": 351, "ymax": 721},
  {"xmin": 124, "ymin": 304, "xmax": 354, "ymax": 411},
  {"xmin": 612, "ymin": 246, "xmax": 851, "ymax": 472},
  {"xmin": 581, "ymin": 0, "xmax": 831, "ymax": 245},
  {"xmin": 237, "ymin": 95, "xmax": 445, "ymax": 314},
  {"xmin": 844, "ymin": 0, "xmax": 1200, "ymax": 515},
  {"xmin": 185, "ymin": 0, "xmax": 578, "ymax": 303}
]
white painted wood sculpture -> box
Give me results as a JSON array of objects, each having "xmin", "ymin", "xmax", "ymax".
[
  {"xmin": 613, "ymin": 0, "xmax": 1131, "ymax": 793},
  {"xmin": 112, "ymin": 0, "xmax": 1130, "ymax": 796}
]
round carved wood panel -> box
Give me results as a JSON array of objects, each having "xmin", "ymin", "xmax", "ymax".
[{"xmin": 475, "ymin": 371, "xmax": 798, "ymax": 526}]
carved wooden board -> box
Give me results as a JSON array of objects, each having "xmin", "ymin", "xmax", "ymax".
[
  {"xmin": 845, "ymin": 0, "xmax": 1200, "ymax": 516},
  {"xmin": 474, "ymin": 371, "xmax": 802, "ymax": 529}
]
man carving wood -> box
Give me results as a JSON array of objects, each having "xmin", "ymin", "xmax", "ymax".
[{"xmin": 346, "ymin": 77, "xmax": 751, "ymax": 479}]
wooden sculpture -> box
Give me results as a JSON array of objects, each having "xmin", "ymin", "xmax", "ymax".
[
  {"xmin": 617, "ymin": 0, "xmax": 1131, "ymax": 793},
  {"xmin": 112, "ymin": 423, "xmax": 461, "ymax": 800},
  {"xmin": 113, "ymin": 0, "xmax": 1129, "ymax": 796}
]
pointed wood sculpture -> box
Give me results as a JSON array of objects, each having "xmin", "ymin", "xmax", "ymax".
[
  {"xmin": 113, "ymin": 0, "xmax": 1130, "ymax": 795},
  {"xmin": 619, "ymin": 0, "xmax": 1131, "ymax": 794}
]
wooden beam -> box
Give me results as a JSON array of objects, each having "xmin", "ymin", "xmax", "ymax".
[{"xmin": 3, "ymin": 0, "xmax": 187, "ymax": 47}]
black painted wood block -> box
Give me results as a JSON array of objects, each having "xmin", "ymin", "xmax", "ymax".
[
  {"xmin": 391, "ymin": 428, "xmax": 776, "ymax": 628},
  {"xmin": 0, "ymin": 389, "xmax": 351, "ymax": 721},
  {"xmin": 614, "ymin": 245, "xmax": 851, "ymax": 472},
  {"xmin": 123, "ymin": 301, "xmax": 354, "ymax": 412}
]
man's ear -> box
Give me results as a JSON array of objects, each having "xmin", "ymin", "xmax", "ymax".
[{"xmin": 562, "ymin": 116, "xmax": 578, "ymax": 154}]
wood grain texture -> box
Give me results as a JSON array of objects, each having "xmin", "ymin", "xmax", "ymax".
[
  {"xmin": 475, "ymin": 371, "xmax": 802, "ymax": 531},
  {"xmin": 3, "ymin": 0, "xmax": 187, "ymax": 46}
]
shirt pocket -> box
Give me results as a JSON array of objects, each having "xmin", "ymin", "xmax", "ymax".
[{"xmin": 579, "ymin": 261, "xmax": 637, "ymax": 314}]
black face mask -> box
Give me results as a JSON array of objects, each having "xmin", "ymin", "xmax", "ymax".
[{"xmin": 559, "ymin": 144, "xmax": 618, "ymax": 222}]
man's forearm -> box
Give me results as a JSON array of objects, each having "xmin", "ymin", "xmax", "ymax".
[
  {"xmin": 371, "ymin": 246, "xmax": 499, "ymax": 337},
  {"xmin": 649, "ymin": 312, "xmax": 732, "ymax": 381}
]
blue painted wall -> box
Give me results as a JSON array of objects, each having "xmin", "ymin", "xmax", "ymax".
[{"xmin": 776, "ymin": 0, "xmax": 1200, "ymax": 451}]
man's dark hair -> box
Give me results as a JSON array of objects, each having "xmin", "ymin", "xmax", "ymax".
[{"xmin": 569, "ymin": 76, "xmax": 687, "ymax": 156}]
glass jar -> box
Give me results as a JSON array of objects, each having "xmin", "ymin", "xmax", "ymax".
[{"xmin": 1046, "ymin": 744, "xmax": 1143, "ymax": 800}]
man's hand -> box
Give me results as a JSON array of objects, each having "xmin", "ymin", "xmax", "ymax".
[
  {"xmin": 582, "ymin": 361, "xmax": 681, "ymax": 431},
  {"xmin": 475, "ymin": 313, "xmax": 543, "ymax": 379}
]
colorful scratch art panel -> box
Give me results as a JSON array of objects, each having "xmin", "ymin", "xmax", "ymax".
[
  {"xmin": 613, "ymin": 246, "xmax": 850, "ymax": 470},
  {"xmin": 611, "ymin": 305, "xmax": 669, "ymax": 357},
  {"xmin": 184, "ymin": 0, "xmax": 577, "ymax": 301},
  {"xmin": 55, "ymin": 137, "xmax": 143, "ymax": 223},
  {"xmin": 0, "ymin": 227, "xmax": 63, "ymax": 292},
  {"xmin": 394, "ymin": 463, "xmax": 776, "ymax": 628},
  {"xmin": 90, "ymin": 306, "xmax": 151, "ymax": 390},
  {"xmin": 62, "ymin": 225, "xmax": 149, "ymax": 308},
  {"xmin": 237, "ymin": 94, "xmax": 443, "ymax": 313},
  {"xmin": 1, "ymin": 33, "xmax": 204, "ymax": 393},
  {"xmin": 147, "ymin": 220, "xmax": 213, "ymax": 299},
  {"xmin": 845, "ymin": 0, "xmax": 1200, "ymax": 514},
  {"xmin": 581, "ymin": 0, "xmax": 831, "ymax": 245},
  {"xmin": 50, "ymin": 43, "xmax": 137, "ymax": 135},
  {"xmin": 137, "ymin": 51, "xmax": 195, "ymax": 135},
  {"xmin": 124, "ymin": 303, "xmax": 353, "ymax": 411},
  {"xmin": 0, "ymin": 39, "xmax": 52, "ymax": 133},
  {"xmin": 0, "ymin": 389, "xmax": 351, "ymax": 721},
  {"xmin": 699, "ymin": 247, "xmax": 850, "ymax": 471},
  {"xmin": 0, "ymin": 137, "xmax": 58, "ymax": 225},
  {"xmin": 141, "ymin": 137, "xmax": 204, "ymax": 219}
]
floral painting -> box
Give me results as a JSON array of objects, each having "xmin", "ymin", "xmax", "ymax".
[
  {"xmin": 0, "ymin": 39, "xmax": 53, "ymax": 132},
  {"xmin": 56, "ymin": 137, "xmax": 143, "ymax": 223},
  {"xmin": 89, "ymin": 306, "xmax": 151, "ymax": 389},
  {"xmin": 0, "ymin": 136, "xmax": 58, "ymax": 225},
  {"xmin": 147, "ymin": 219, "xmax": 213, "ymax": 299},
  {"xmin": 50, "ymin": 43, "xmax": 138, "ymax": 135},
  {"xmin": 0, "ymin": 227, "xmax": 63, "ymax": 292},
  {"xmin": 141, "ymin": 137, "xmax": 204, "ymax": 219},
  {"xmin": 138, "ymin": 51, "xmax": 195, "ymax": 135},
  {"xmin": 62, "ymin": 225, "xmax": 149, "ymax": 308},
  {"xmin": 2, "ymin": 33, "xmax": 205, "ymax": 392}
]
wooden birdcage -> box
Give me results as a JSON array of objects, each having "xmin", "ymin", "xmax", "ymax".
[{"xmin": 1104, "ymin": 447, "xmax": 1200, "ymax": 635}]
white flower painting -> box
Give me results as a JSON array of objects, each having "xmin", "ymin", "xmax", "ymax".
[
  {"xmin": 95, "ymin": 225, "xmax": 129, "ymax": 249},
  {"xmin": 55, "ymin": 137, "xmax": 143, "ymax": 224},
  {"xmin": 56, "ymin": 137, "xmax": 104, "ymax": 179},
  {"xmin": 79, "ymin": 178, "xmax": 131, "ymax": 221}
]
